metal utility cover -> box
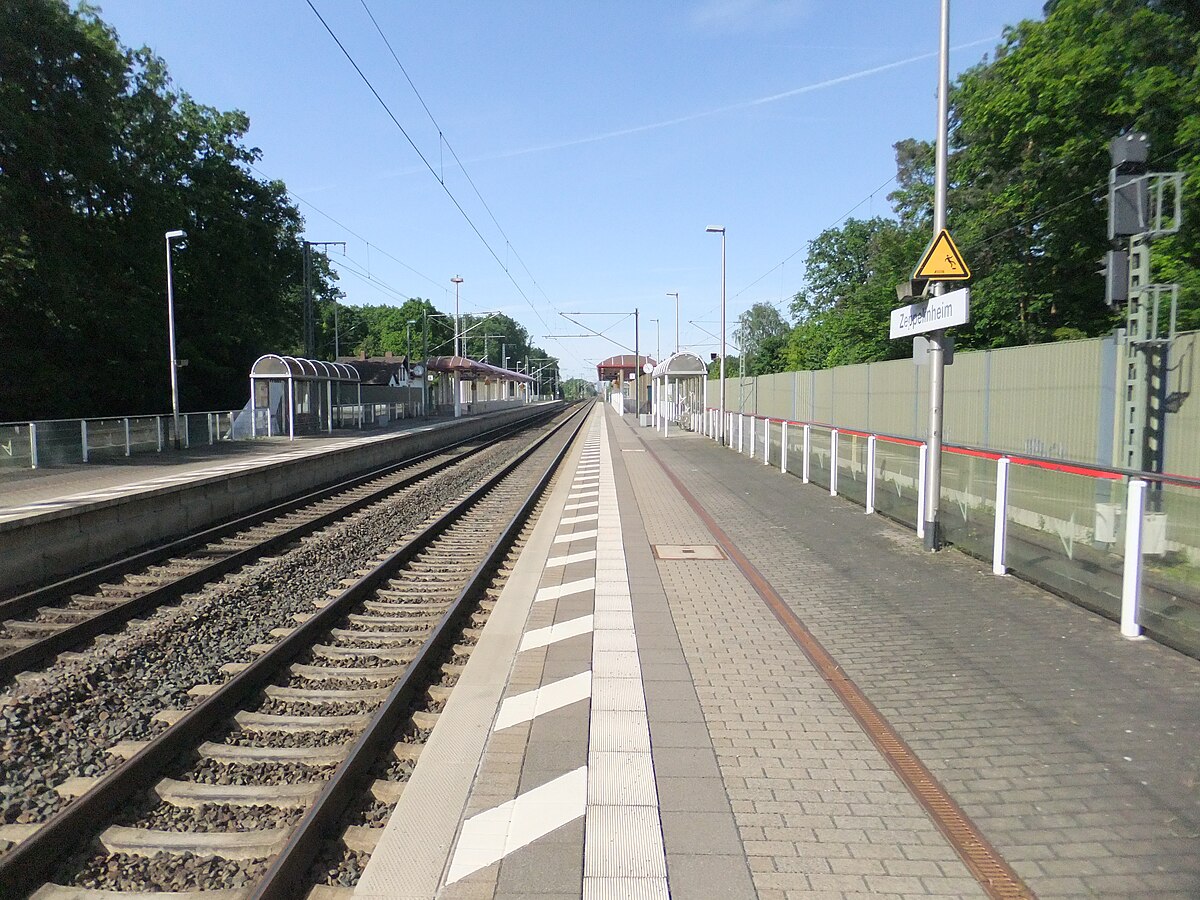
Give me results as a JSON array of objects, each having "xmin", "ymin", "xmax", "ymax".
[{"xmin": 652, "ymin": 544, "xmax": 724, "ymax": 560}]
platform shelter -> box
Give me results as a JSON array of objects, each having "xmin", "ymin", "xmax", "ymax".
[
  {"xmin": 426, "ymin": 356, "xmax": 533, "ymax": 416},
  {"xmin": 650, "ymin": 351, "xmax": 708, "ymax": 434},
  {"xmin": 597, "ymin": 354, "xmax": 655, "ymax": 415},
  {"xmin": 248, "ymin": 354, "xmax": 360, "ymax": 439}
]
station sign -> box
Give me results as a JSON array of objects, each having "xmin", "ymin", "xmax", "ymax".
[{"xmin": 890, "ymin": 287, "xmax": 970, "ymax": 339}]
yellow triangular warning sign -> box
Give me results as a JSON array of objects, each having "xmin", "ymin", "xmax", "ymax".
[{"xmin": 913, "ymin": 229, "xmax": 970, "ymax": 280}]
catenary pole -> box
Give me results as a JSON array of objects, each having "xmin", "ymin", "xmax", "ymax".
[{"xmin": 924, "ymin": 0, "xmax": 951, "ymax": 551}]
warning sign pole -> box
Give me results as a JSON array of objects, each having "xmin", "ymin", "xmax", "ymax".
[{"xmin": 924, "ymin": 0, "xmax": 951, "ymax": 552}]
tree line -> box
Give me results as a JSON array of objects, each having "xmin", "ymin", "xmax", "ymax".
[
  {"xmin": 728, "ymin": 0, "xmax": 1199, "ymax": 377},
  {"xmin": 0, "ymin": 2, "xmax": 558, "ymax": 422}
]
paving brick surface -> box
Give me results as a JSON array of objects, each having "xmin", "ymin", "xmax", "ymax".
[
  {"xmin": 625, "ymin": 411, "xmax": 1200, "ymax": 899},
  {"xmin": 608, "ymin": 411, "xmax": 982, "ymax": 899}
]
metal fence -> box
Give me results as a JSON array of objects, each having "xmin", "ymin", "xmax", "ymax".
[
  {"xmin": 708, "ymin": 330, "xmax": 1200, "ymax": 479},
  {"xmin": 691, "ymin": 408, "xmax": 1200, "ymax": 661},
  {"xmin": 0, "ymin": 411, "xmax": 244, "ymax": 470}
]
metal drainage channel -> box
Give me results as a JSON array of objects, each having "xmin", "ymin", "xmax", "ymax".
[
  {"xmin": 0, "ymin": 408, "xmax": 563, "ymax": 683},
  {"xmin": 0, "ymin": 402, "xmax": 589, "ymax": 899},
  {"xmin": 635, "ymin": 431, "xmax": 1036, "ymax": 900}
]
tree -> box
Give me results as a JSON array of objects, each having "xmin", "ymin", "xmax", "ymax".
[{"xmin": 734, "ymin": 303, "xmax": 790, "ymax": 375}]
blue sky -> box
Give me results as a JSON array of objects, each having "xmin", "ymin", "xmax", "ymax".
[{"xmin": 95, "ymin": 0, "xmax": 1047, "ymax": 379}]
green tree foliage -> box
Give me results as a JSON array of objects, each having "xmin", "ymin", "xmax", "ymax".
[
  {"xmin": 787, "ymin": 218, "xmax": 927, "ymax": 369},
  {"xmin": 0, "ymin": 1, "xmax": 330, "ymax": 419},
  {"xmin": 788, "ymin": 0, "xmax": 1199, "ymax": 368},
  {"xmin": 733, "ymin": 302, "xmax": 791, "ymax": 375}
]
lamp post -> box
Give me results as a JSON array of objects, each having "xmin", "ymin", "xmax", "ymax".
[
  {"xmin": 165, "ymin": 229, "xmax": 186, "ymax": 449},
  {"xmin": 451, "ymin": 276, "xmax": 463, "ymax": 418},
  {"xmin": 706, "ymin": 226, "xmax": 726, "ymax": 445},
  {"xmin": 667, "ymin": 292, "xmax": 679, "ymax": 354}
]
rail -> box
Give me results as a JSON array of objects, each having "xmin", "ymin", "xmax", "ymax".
[{"xmin": 684, "ymin": 406, "xmax": 1200, "ymax": 659}]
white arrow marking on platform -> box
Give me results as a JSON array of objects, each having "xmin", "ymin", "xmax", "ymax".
[
  {"xmin": 519, "ymin": 615, "xmax": 594, "ymax": 653},
  {"xmin": 445, "ymin": 766, "xmax": 588, "ymax": 885},
  {"xmin": 535, "ymin": 578, "xmax": 596, "ymax": 603}
]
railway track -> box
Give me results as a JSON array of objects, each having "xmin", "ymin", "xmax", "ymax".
[
  {"xmin": 0, "ymin": 402, "xmax": 588, "ymax": 899},
  {"xmin": 0, "ymin": 409, "xmax": 561, "ymax": 684}
]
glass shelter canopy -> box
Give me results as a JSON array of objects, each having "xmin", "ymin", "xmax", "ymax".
[{"xmin": 249, "ymin": 354, "xmax": 361, "ymax": 439}]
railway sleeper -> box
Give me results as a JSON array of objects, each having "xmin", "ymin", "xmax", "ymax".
[{"xmin": 99, "ymin": 822, "xmax": 290, "ymax": 860}]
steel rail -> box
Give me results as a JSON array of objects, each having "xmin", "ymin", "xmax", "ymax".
[
  {"xmin": 0, "ymin": 409, "xmax": 562, "ymax": 683},
  {"xmin": 251, "ymin": 402, "xmax": 589, "ymax": 899},
  {"xmin": 0, "ymin": 402, "xmax": 585, "ymax": 900}
]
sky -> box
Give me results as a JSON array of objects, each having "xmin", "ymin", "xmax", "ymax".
[{"xmin": 93, "ymin": 0, "xmax": 1048, "ymax": 380}]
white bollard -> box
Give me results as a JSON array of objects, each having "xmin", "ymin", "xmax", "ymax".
[
  {"xmin": 802, "ymin": 424, "xmax": 811, "ymax": 483},
  {"xmin": 866, "ymin": 435, "xmax": 877, "ymax": 514},
  {"xmin": 917, "ymin": 444, "xmax": 928, "ymax": 540},
  {"xmin": 1120, "ymin": 478, "xmax": 1147, "ymax": 638},
  {"xmin": 992, "ymin": 458, "xmax": 1010, "ymax": 575},
  {"xmin": 830, "ymin": 429, "xmax": 839, "ymax": 496}
]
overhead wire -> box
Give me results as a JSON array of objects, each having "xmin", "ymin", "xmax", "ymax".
[{"xmin": 305, "ymin": 0, "xmax": 569, "ymax": 363}]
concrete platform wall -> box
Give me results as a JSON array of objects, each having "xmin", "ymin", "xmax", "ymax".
[{"xmin": 1, "ymin": 404, "xmax": 560, "ymax": 596}]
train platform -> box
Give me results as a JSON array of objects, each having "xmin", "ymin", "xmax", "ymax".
[
  {"xmin": 356, "ymin": 400, "xmax": 1200, "ymax": 899},
  {"xmin": 0, "ymin": 417, "xmax": 454, "ymax": 528}
]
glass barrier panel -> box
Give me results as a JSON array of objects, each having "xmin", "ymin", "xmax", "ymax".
[
  {"xmin": 35, "ymin": 419, "xmax": 85, "ymax": 466},
  {"xmin": 127, "ymin": 416, "xmax": 161, "ymax": 453},
  {"xmin": 85, "ymin": 418, "xmax": 128, "ymax": 461},
  {"xmin": 1005, "ymin": 465, "xmax": 1125, "ymax": 621},
  {"xmin": 808, "ymin": 427, "xmax": 832, "ymax": 490},
  {"xmin": 873, "ymin": 439, "xmax": 920, "ymax": 529},
  {"xmin": 767, "ymin": 422, "xmax": 782, "ymax": 469},
  {"xmin": 186, "ymin": 414, "xmax": 209, "ymax": 447},
  {"xmin": 1139, "ymin": 481, "xmax": 1200, "ymax": 657},
  {"xmin": 0, "ymin": 424, "xmax": 34, "ymax": 469},
  {"xmin": 938, "ymin": 451, "xmax": 996, "ymax": 563},
  {"xmin": 836, "ymin": 433, "xmax": 868, "ymax": 508}
]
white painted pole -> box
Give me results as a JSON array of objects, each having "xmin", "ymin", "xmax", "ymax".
[
  {"xmin": 781, "ymin": 421, "xmax": 788, "ymax": 474},
  {"xmin": 866, "ymin": 435, "xmax": 877, "ymax": 514},
  {"xmin": 1121, "ymin": 478, "xmax": 1147, "ymax": 638},
  {"xmin": 802, "ymin": 424, "xmax": 811, "ymax": 483},
  {"xmin": 992, "ymin": 457, "xmax": 1011, "ymax": 575},
  {"xmin": 917, "ymin": 444, "xmax": 928, "ymax": 540},
  {"xmin": 830, "ymin": 429, "xmax": 839, "ymax": 496}
]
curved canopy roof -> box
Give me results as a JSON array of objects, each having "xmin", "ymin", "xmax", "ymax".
[
  {"xmin": 250, "ymin": 354, "xmax": 360, "ymax": 382},
  {"xmin": 651, "ymin": 351, "xmax": 708, "ymax": 379},
  {"xmin": 426, "ymin": 356, "xmax": 533, "ymax": 384}
]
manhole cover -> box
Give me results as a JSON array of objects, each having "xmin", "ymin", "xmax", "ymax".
[{"xmin": 652, "ymin": 544, "xmax": 725, "ymax": 560}]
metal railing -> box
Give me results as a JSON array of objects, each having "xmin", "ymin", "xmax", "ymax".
[{"xmin": 695, "ymin": 408, "xmax": 1200, "ymax": 660}]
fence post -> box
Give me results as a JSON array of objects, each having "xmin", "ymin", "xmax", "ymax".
[
  {"xmin": 763, "ymin": 419, "xmax": 769, "ymax": 465},
  {"xmin": 802, "ymin": 424, "xmax": 811, "ymax": 483},
  {"xmin": 917, "ymin": 443, "xmax": 928, "ymax": 540},
  {"xmin": 781, "ymin": 422, "xmax": 788, "ymax": 474},
  {"xmin": 830, "ymin": 429, "xmax": 839, "ymax": 496},
  {"xmin": 1120, "ymin": 478, "xmax": 1147, "ymax": 638},
  {"xmin": 866, "ymin": 435, "xmax": 877, "ymax": 514},
  {"xmin": 30, "ymin": 422, "xmax": 38, "ymax": 470},
  {"xmin": 124, "ymin": 417, "xmax": 131, "ymax": 457},
  {"xmin": 81, "ymin": 420, "xmax": 89, "ymax": 463},
  {"xmin": 992, "ymin": 458, "xmax": 1011, "ymax": 575}
]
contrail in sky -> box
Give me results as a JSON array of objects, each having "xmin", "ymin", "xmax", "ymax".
[{"xmin": 484, "ymin": 36, "xmax": 998, "ymax": 162}]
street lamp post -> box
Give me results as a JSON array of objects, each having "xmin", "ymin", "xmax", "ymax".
[
  {"xmin": 667, "ymin": 292, "xmax": 679, "ymax": 355},
  {"xmin": 451, "ymin": 276, "xmax": 463, "ymax": 418},
  {"xmin": 706, "ymin": 226, "xmax": 726, "ymax": 445},
  {"xmin": 165, "ymin": 229, "xmax": 186, "ymax": 449}
]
